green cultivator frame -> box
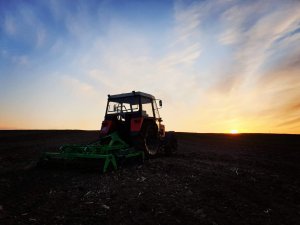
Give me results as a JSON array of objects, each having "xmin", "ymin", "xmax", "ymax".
[{"xmin": 42, "ymin": 132, "xmax": 144, "ymax": 173}]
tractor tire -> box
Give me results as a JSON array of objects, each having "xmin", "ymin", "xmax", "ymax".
[
  {"xmin": 133, "ymin": 122, "xmax": 160, "ymax": 158},
  {"xmin": 164, "ymin": 131, "xmax": 178, "ymax": 156}
]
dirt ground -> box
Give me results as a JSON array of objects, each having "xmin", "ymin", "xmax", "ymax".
[{"xmin": 0, "ymin": 130, "xmax": 299, "ymax": 225}]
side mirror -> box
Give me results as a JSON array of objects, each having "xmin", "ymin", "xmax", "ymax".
[
  {"xmin": 113, "ymin": 104, "xmax": 117, "ymax": 111},
  {"xmin": 159, "ymin": 100, "xmax": 162, "ymax": 107}
]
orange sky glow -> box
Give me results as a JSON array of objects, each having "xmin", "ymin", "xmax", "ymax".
[{"xmin": 0, "ymin": 0, "xmax": 300, "ymax": 134}]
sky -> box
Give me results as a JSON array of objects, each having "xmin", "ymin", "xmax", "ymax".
[{"xmin": 0, "ymin": 0, "xmax": 300, "ymax": 134}]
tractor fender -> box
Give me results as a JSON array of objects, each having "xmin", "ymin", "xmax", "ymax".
[{"xmin": 130, "ymin": 117, "xmax": 144, "ymax": 132}]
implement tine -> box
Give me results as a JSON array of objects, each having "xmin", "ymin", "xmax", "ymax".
[{"xmin": 103, "ymin": 155, "xmax": 117, "ymax": 173}]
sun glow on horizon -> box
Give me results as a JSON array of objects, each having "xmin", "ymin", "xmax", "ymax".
[{"xmin": 230, "ymin": 129, "xmax": 239, "ymax": 134}]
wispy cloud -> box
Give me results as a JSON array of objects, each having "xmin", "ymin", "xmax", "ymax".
[
  {"xmin": 168, "ymin": 0, "xmax": 300, "ymax": 132},
  {"xmin": 207, "ymin": 1, "xmax": 300, "ymax": 92},
  {"xmin": 70, "ymin": 0, "xmax": 300, "ymax": 132},
  {"xmin": 3, "ymin": 14, "xmax": 17, "ymax": 35},
  {"xmin": 36, "ymin": 28, "xmax": 47, "ymax": 48},
  {"xmin": 158, "ymin": 43, "xmax": 201, "ymax": 69},
  {"xmin": 173, "ymin": 1, "xmax": 203, "ymax": 44},
  {"xmin": 1, "ymin": 0, "xmax": 300, "ymax": 132},
  {"xmin": 1, "ymin": 50, "xmax": 29, "ymax": 66},
  {"xmin": 162, "ymin": 0, "xmax": 203, "ymax": 67},
  {"xmin": 277, "ymin": 116, "xmax": 300, "ymax": 128},
  {"xmin": 61, "ymin": 75, "xmax": 97, "ymax": 97}
]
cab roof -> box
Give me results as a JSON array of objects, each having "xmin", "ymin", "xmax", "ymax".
[{"xmin": 108, "ymin": 91, "xmax": 155, "ymax": 100}]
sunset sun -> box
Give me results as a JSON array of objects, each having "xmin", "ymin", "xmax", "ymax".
[{"xmin": 230, "ymin": 130, "xmax": 239, "ymax": 134}]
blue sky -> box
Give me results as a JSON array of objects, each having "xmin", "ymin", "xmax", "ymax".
[{"xmin": 1, "ymin": 0, "xmax": 300, "ymax": 133}]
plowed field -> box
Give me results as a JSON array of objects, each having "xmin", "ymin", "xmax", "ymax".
[{"xmin": 0, "ymin": 130, "xmax": 299, "ymax": 225}]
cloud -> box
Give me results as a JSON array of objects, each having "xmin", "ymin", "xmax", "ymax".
[
  {"xmin": 288, "ymin": 103, "xmax": 300, "ymax": 112},
  {"xmin": 149, "ymin": 0, "xmax": 206, "ymax": 74},
  {"xmin": 255, "ymin": 49, "xmax": 300, "ymax": 126},
  {"xmin": 218, "ymin": 29, "xmax": 239, "ymax": 45},
  {"xmin": 277, "ymin": 116, "xmax": 300, "ymax": 128},
  {"xmin": 47, "ymin": 0, "xmax": 65, "ymax": 21},
  {"xmin": 1, "ymin": 0, "xmax": 300, "ymax": 132},
  {"xmin": 83, "ymin": 1, "xmax": 300, "ymax": 129},
  {"xmin": 61, "ymin": 75, "xmax": 97, "ymax": 97},
  {"xmin": 260, "ymin": 50, "xmax": 300, "ymax": 85},
  {"xmin": 214, "ymin": 0, "xmax": 300, "ymax": 92},
  {"xmin": 171, "ymin": 0, "xmax": 300, "ymax": 133},
  {"xmin": 1, "ymin": 51, "xmax": 29, "ymax": 66},
  {"xmin": 36, "ymin": 28, "xmax": 47, "ymax": 48},
  {"xmin": 81, "ymin": 13, "xmax": 202, "ymax": 107},
  {"xmin": 3, "ymin": 14, "xmax": 17, "ymax": 35},
  {"xmin": 158, "ymin": 43, "xmax": 201, "ymax": 69},
  {"xmin": 173, "ymin": 1, "xmax": 203, "ymax": 44}
]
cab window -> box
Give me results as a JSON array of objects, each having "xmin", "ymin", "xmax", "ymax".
[{"xmin": 141, "ymin": 97, "xmax": 154, "ymax": 117}]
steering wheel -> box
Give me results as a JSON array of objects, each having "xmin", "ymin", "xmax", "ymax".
[{"xmin": 117, "ymin": 111, "xmax": 125, "ymax": 121}]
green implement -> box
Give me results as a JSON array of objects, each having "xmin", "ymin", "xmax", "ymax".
[{"xmin": 42, "ymin": 132, "xmax": 144, "ymax": 173}]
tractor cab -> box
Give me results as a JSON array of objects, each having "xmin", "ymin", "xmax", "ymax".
[{"xmin": 100, "ymin": 91, "xmax": 165, "ymax": 141}]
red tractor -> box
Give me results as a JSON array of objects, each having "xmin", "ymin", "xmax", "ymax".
[
  {"xmin": 99, "ymin": 91, "xmax": 177, "ymax": 157},
  {"xmin": 40, "ymin": 91, "xmax": 177, "ymax": 173}
]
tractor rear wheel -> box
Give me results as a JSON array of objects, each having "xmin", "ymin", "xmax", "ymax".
[{"xmin": 133, "ymin": 122, "xmax": 160, "ymax": 157}]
